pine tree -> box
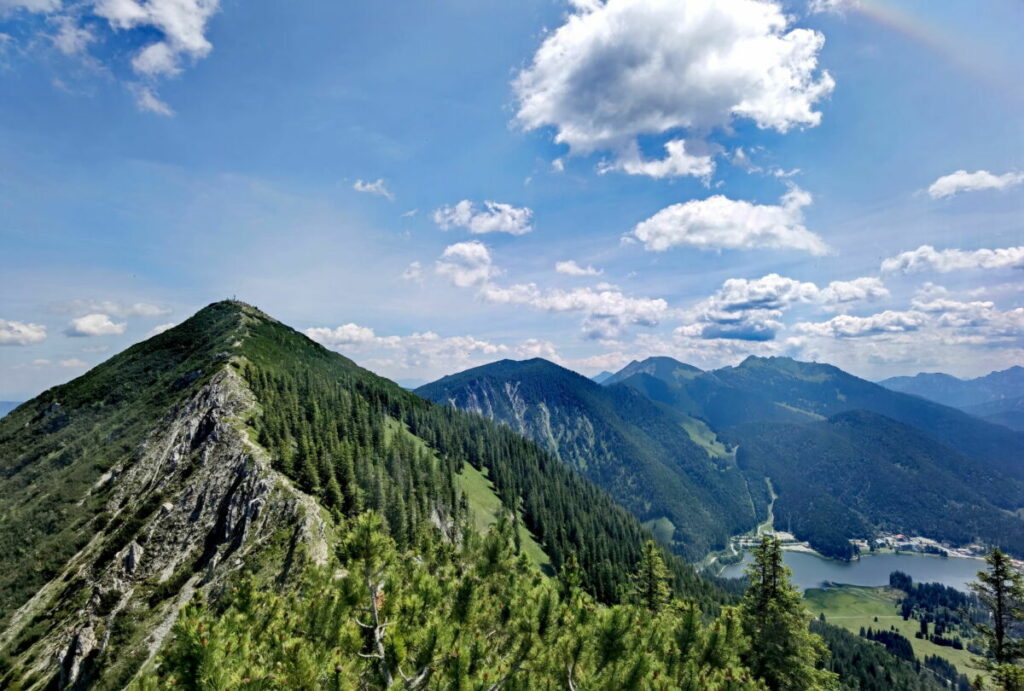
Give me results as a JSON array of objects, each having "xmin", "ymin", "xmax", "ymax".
[
  {"xmin": 631, "ymin": 540, "xmax": 672, "ymax": 613},
  {"xmin": 970, "ymin": 548, "xmax": 1024, "ymax": 689},
  {"xmin": 741, "ymin": 535, "xmax": 837, "ymax": 690}
]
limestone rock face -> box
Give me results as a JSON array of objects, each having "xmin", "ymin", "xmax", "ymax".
[{"xmin": 1, "ymin": 366, "xmax": 331, "ymax": 689}]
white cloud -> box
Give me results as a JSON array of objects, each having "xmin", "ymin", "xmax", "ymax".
[
  {"xmin": 599, "ymin": 139, "xmax": 715, "ymax": 179},
  {"xmin": 435, "ymin": 241, "xmax": 500, "ymax": 288},
  {"xmin": 59, "ymin": 299, "xmax": 172, "ymax": 318},
  {"xmin": 2, "ymin": 0, "xmax": 217, "ymax": 112},
  {"xmin": 0, "ymin": 319, "xmax": 47, "ymax": 345},
  {"xmin": 433, "ymin": 200, "xmax": 533, "ymax": 235},
  {"xmin": 555, "ymin": 260, "xmax": 602, "ymax": 276},
  {"xmin": 304, "ymin": 323, "xmax": 377, "ymax": 346},
  {"xmin": 353, "ymin": 178, "xmax": 394, "ymax": 200},
  {"xmin": 818, "ymin": 277, "xmax": 890, "ymax": 307},
  {"xmin": 514, "ymin": 0, "xmax": 833, "ymax": 175},
  {"xmin": 134, "ymin": 86, "xmax": 174, "ymax": 115},
  {"xmin": 910, "ymin": 297, "xmax": 1024, "ymax": 335},
  {"xmin": 59, "ymin": 357, "xmax": 87, "ymax": 368},
  {"xmin": 794, "ymin": 310, "xmax": 926, "ymax": 338},
  {"xmin": 629, "ymin": 185, "xmax": 829, "ymax": 255},
  {"xmin": 132, "ymin": 40, "xmax": 178, "ymax": 75},
  {"xmin": 50, "ymin": 14, "xmax": 94, "ymax": 54},
  {"xmin": 64, "ymin": 313, "xmax": 126, "ymax": 337},
  {"xmin": 927, "ymin": 170, "xmax": 1024, "ymax": 199},
  {"xmin": 480, "ymin": 282, "xmax": 669, "ymax": 340},
  {"xmin": 147, "ymin": 322, "xmax": 176, "ymax": 336},
  {"xmin": 514, "ymin": 338, "xmax": 561, "ymax": 360},
  {"xmin": 401, "ymin": 209, "xmax": 418, "ymax": 218},
  {"xmin": 433, "ymin": 256, "xmax": 669, "ymax": 340},
  {"xmin": 730, "ymin": 147, "xmax": 761, "ymax": 173},
  {"xmin": 678, "ymin": 273, "xmax": 887, "ymax": 341},
  {"xmin": 95, "ymin": 0, "xmax": 220, "ymax": 78},
  {"xmin": 305, "ymin": 322, "xmax": 557, "ymax": 380},
  {"xmin": 400, "ymin": 261, "xmax": 423, "ymax": 282},
  {"xmin": 881, "ymin": 245, "xmax": 1024, "ymax": 274},
  {"xmin": 32, "ymin": 358, "xmax": 52, "ymax": 365}
]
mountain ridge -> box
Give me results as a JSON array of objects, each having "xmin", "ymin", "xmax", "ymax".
[
  {"xmin": 0, "ymin": 301, "xmax": 726, "ymax": 688},
  {"xmin": 416, "ymin": 357, "xmax": 764, "ymax": 560},
  {"xmin": 425, "ymin": 354, "xmax": 1024, "ymax": 561}
]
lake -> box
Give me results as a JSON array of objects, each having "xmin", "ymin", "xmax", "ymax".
[{"xmin": 720, "ymin": 550, "xmax": 984, "ymax": 592}]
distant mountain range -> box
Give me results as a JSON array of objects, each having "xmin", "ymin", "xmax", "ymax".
[
  {"xmin": 420, "ymin": 355, "xmax": 1024, "ymax": 561},
  {"xmin": 880, "ymin": 366, "xmax": 1024, "ymax": 431}
]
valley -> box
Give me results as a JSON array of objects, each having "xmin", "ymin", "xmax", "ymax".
[{"xmin": 421, "ymin": 355, "xmax": 1024, "ymax": 564}]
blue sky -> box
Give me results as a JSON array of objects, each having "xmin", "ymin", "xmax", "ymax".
[{"xmin": 1, "ymin": 0, "xmax": 1022, "ymax": 398}]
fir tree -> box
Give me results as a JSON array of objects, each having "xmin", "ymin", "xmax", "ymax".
[
  {"xmin": 741, "ymin": 535, "xmax": 837, "ymax": 690},
  {"xmin": 632, "ymin": 540, "xmax": 672, "ymax": 613},
  {"xmin": 970, "ymin": 548, "xmax": 1024, "ymax": 689}
]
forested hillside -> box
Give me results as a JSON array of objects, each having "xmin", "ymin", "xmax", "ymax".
[
  {"xmin": 727, "ymin": 411, "xmax": 1024, "ymax": 558},
  {"xmin": 603, "ymin": 356, "xmax": 1024, "ymax": 559},
  {"xmin": 416, "ymin": 358, "xmax": 764, "ymax": 559},
  {"xmin": 714, "ymin": 357, "xmax": 1024, "ymax": 481}
]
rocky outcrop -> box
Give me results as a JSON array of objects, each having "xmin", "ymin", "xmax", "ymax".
[{"xmin": 1, "ymin": 365, "xmax": 332, "ymax": 689}]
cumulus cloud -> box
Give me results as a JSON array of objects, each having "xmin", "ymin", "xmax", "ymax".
[
  {"xmin": 678, "ymin": 273, "xmax": 888, "ymax": 341},
  {"xmin": 0, "ymin": 318, "xmax": 47, "ymax": 345},
  {"xmin": 433, "ymin": 200, "xmax": 533, "ymax": 235},
  {"xmin": 514, "ymin": 0, "xmax": 833, "ymax": 175},
  {"xmin": 435, "ymin": 241, "xmax": 500, "ymax": 288},
  {"xmin": 794, "ymin": 310, "xmax": 926, "ymax": 338},
  {"xmin": 790, "ymin": 294, "xmax": 1024, "ymax": 377},
  {"xmin": 927, "ymin": 170, "xmax": 1024, "ymax": 199},
  {"xmin": 433, "ymin": 239, "xmax": 668, "ymax": 340},
  {"xmin": 305, "ymin": 322, "xmax": 559, "ymax": 380},
  {"xmin": 818, "ymin": 277, "xmax": 890, "ymax": 307},
  {"xmin": 95, "ymin": 0, "xmax": 220, "ymax": 77},
  {"xmin": 58, "ymin": 299, "xmax": 171, "ymax": 318},
  {"xmin": 8, "ymin": 0, "xmax": 219, "ymax": 113},
  {"xmin": 131, "ymin": 85, "xmax": 174, "ymax": 115},
  {"xmin": 629, "ymin": 186, "xmax": 829, "ymax": 255},
  {"xmin": 353, "ymin": 178, "xmax": 394, "ymax": 200},
  {"xmin": 910, "ymin": 297, "xmax": 1024, "ymax": 335},
  {"xmin": 599, "ymin": 139, "xmax": 715, "ymax": 179},
  {"xmin": 480, "ymin": 283, "xmax": 669, "ymax": 340},
  {"xmin": 59, "ymin": 357, "xmax": 87, "ymax": 367},
  {"xmin": 881, "ymin": 245, "xmax": 1024, "ymax": 274},
  {"xmin": 50, "ymin": 13, "xmax": 94, "ymax": 54},
  {"xmin": 64, "ymin": 313, "xmax": 126, "ymax": 337},
  {"xmin": 304, "ymin": 323, "xmax": 377, "ymax": 346},
  {"xmin": 555, "ymin": 260, "xmax": 602, "ymax": 276},
  {"xmin": 147, "ymin": 322, "xmax": 176, "ymax": 336}
]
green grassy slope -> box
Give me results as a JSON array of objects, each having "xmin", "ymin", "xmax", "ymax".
[{"xmin": 805, "ymin": 584, "xmax": 981, "ymax": 678}]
